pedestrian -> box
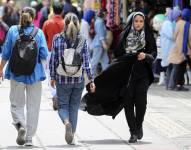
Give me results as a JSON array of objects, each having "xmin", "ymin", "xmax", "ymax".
[
  {"xmin": 152, "ymin": 14, "xmax": 166, "ymax": 85},
  {"xmin": 91, "ymin": 8, "xmax": 109, "ymax": 76},
  {"xmin": 160, "ymin": 9, "xmax": 174, "ymax": 89},
  {"xmin": 117, "ymin": 12, "xmax": 157, "ymax": 143},
  {"xmin": 0, "ymin": 7, "xmax": 48, "ymax": 146},
  {"xmin": 163, "ymin": 8, "xmax": 181, "ymax": 90},
  {"xmin": 43, "ymin": 2, "xmax": 64, "ymax": 110},
  {"xmin": 80, "ymin": 9, "xmax": 95, "ymax": 57},
  {"xmin": 81, "ymin": 11, "xmax": 156, "ymax": 144},
  {"xmin": 168, "ymin": 8, "xmax": 191, "ymax": 91},
  {"xmin": 49, "ymin": 12, "xmax": 95, "ymax": 145}
]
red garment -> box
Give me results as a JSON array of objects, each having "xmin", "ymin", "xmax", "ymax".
[
  {"xmin": 42, "ymin": 15, "xmax": 64, "ymax": 51},
  {"xmin": 102, "ymin": 0, "xmax": 107, "ymax": 9}
]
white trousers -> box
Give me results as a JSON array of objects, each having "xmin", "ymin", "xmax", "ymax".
[{"xmin": 10, "ymin": 79, "xmax": 42, "ymax": 140}]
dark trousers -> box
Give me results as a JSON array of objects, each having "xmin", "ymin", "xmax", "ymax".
[
  {"xmin": 124, "ymin": 78, "xmax": 149, "ymax": 134},
  {"xmin": 166, "ymin": 61, "xmax": 187, "ymax": 89},
  {"xmin": 176, "ymin": 60, "xmax": 187, "ymax": 86}
]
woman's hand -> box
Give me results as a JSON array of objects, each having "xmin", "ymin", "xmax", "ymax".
[
  {"xmin": 89, "ymin": 82, "xmax": 96, "ymax": 93},
  {"xmin": 50, "ymin": 80, "xmax": 56, "ymax": 89},
  {"xmin": 0, "ymin": 68, "xmax": 3, "ymax": 83},
  {"xmin": 137, "ymin": 52, "xmax": 146, "ymax": 60}
]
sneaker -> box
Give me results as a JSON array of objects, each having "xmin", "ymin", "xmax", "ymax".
[
  {"xmin": 70, "ymin": 135, "xmax": 77, "ymax": 145},
  {"xmin": 65, "ymin": 123, "xmax": 73, "ymax": 144},
  {"xmin": 16, "ymin": 127, "xmax": 26, "ymax": 145},
  {"xmin": 25, "ymin": 139, "xmax": 33, "ymax": 146},
  {"xmin": 175, "ymin": 86, "xmax": 189, "ymax": 91}
]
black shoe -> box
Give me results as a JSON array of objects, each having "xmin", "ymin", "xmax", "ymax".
[
  {"xmin": 129, "ymin": 134, "xmax": 138, "ymax": 143},
  {"xmin": 175, "ymin": 86, "xmax": 189, "ymax": 91},
  {"xmin": 137, "ymin": 128, "xmax": 143, "ymax": 140}
]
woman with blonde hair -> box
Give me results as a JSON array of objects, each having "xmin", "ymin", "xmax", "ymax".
[{"xmin": 50, "ymin": 13, "xmax": 95, "ymax": 145}]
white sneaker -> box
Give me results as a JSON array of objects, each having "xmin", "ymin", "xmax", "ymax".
[
  {"xmin": 157, "ymin": 72, "xmax": 165, "ymax": 85},
  {"xmin": 70, "ymin": 135, "xmax": 82, "ymax": 145},
  {"xmin": 65, "ymin": 123, "xmax": 73, "ymax": 145},
  {"xmin": 25, "ymin": 139, "xmax": 33, "ymax": 146}
]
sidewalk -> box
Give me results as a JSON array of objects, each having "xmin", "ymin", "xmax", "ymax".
[{"xmin": 0, "ymin": 80, "xmax": 191, "ymax": 150}]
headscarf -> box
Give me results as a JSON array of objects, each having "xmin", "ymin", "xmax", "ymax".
[
  {"xmin": 182, "ymin": 8, "xmax": 191, "ymax": 57},
  {"xmin": 182, "ymin": 8, "xmax": 191, "ymax": 22},
  {"xmin": 125, "ymin": 12, "xmax": 146, "ymax": 52},
  {"xmin": 83, "ymin": 9, "xmax": 95, "ymax": 25},
  {"xmin": 166, "ymin": 9, "xmax": 173, "ymax": 22},
  {"xmin": 171, "ymin": 8, "xmax": 181, "ymax": 21}
]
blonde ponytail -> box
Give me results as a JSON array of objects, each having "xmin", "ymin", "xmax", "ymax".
[
  {"xmin": 20, "ymin": 12, "xmax": 31, "ymax": 27},
  {"xmin": 20, "ymin": 7, "xmax": 35, "ymax": 27}
]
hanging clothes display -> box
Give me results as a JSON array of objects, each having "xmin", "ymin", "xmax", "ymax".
[
  {"xmin": 91, "ymin": 0, "xmax": 101, "ymax": 10},
  {"xmin": 106, "ymin": 0, "xmax": 121, "ymax": 27},
  {"xmin": 173, "ymin": 0, "xmax": 183, "ymax": 9},
  {"xmin": 102, "ymin": 0, "xmax": 107, "ymax": 9}
]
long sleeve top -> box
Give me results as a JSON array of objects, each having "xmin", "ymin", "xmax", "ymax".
[
  {"xmin": 1, "ymin": 25, "xmax": 48, "ymax": 84},
  {"xmin": 49, "ymin": 33, "xmax": 93, "ymax": 84}
]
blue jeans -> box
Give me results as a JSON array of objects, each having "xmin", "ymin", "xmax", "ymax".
[
  {"xmin": 91, "ymin": 47, "xmax": 109, "ymax": 76},
  {"xmin": 56, "ymin": 82, "xmax": 84, "ymax": 132},
  {"xmin": 166, "ymin": 64, "xmax": 178, "ymax": 89}
]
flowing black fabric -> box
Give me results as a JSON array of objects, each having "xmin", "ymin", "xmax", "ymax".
[{"xmin": 81, "ymin": 16, "xmax": 157, "ymax": 119}]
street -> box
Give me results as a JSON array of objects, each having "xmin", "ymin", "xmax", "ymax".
[{"xmin": 0, "ymin": 79, "xmax": 191, "ymax": 150}]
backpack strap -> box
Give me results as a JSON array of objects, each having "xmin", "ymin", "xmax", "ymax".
[
  {"xmin": 17, "ymin": 25, "xmax": 24, "ymax": 35},
  {"xmin": 72, "ymin": 37, "xmax": 79, "ymax": 49},
  {"xmin": 17, "ymin": 25, "xmax": 38, "ymax": 38},
  {"xmin": 30, "ymin": 27, "xmax": 38, "ymax": 38}
]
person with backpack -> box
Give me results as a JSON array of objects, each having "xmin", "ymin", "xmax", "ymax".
[
  {"xmin": 0, "ymin": 7, "xmax": 48, "ymax": 146},
  {"xmin": 49, "ymin": 12, "xmax": 95, "ymax": 145}
]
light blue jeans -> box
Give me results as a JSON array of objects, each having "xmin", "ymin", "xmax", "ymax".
[
  {"xmin": 56, "ymin": 82, "xmax": 84, "ymax": 133},
  {"xmin": 91, "ymin": 47, "xmax": 109, "ymax": 76}
]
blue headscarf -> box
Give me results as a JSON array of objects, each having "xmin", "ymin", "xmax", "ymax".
[
  {"xmin": 166, "ymin": 9, "xmax": 173, "ymax": 22},
  {"xmin": 171, "ymin": 8, "xmax": 181, "ymax": 21},
  {"xmin": 182, "ymin": 8, "xmax": 191, "ymax": 21},
  {"xmin": 182, "ymin": 8, "xmax": 191, "ymax": 57},
  {"xmin": 83, "ymin": 10, "xmax": 95, "ymax": 25}
]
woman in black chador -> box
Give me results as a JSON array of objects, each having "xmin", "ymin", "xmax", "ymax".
[
  {"xmin": 82, "ymin": 12, "xmax": 156, "ymax": 143},
  {"xmin": 117, "ymin": 12, "xmax": 157, "ymax": 143}
]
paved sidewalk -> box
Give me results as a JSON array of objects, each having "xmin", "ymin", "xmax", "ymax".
[{"xmin": 0, "ymin": 80, "xmax": 191, "ymax": 150}]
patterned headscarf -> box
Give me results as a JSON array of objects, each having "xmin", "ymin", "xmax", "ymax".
[{"xmin": 125, "ymin": 12, "xmax": 146, "ymax": 52}]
